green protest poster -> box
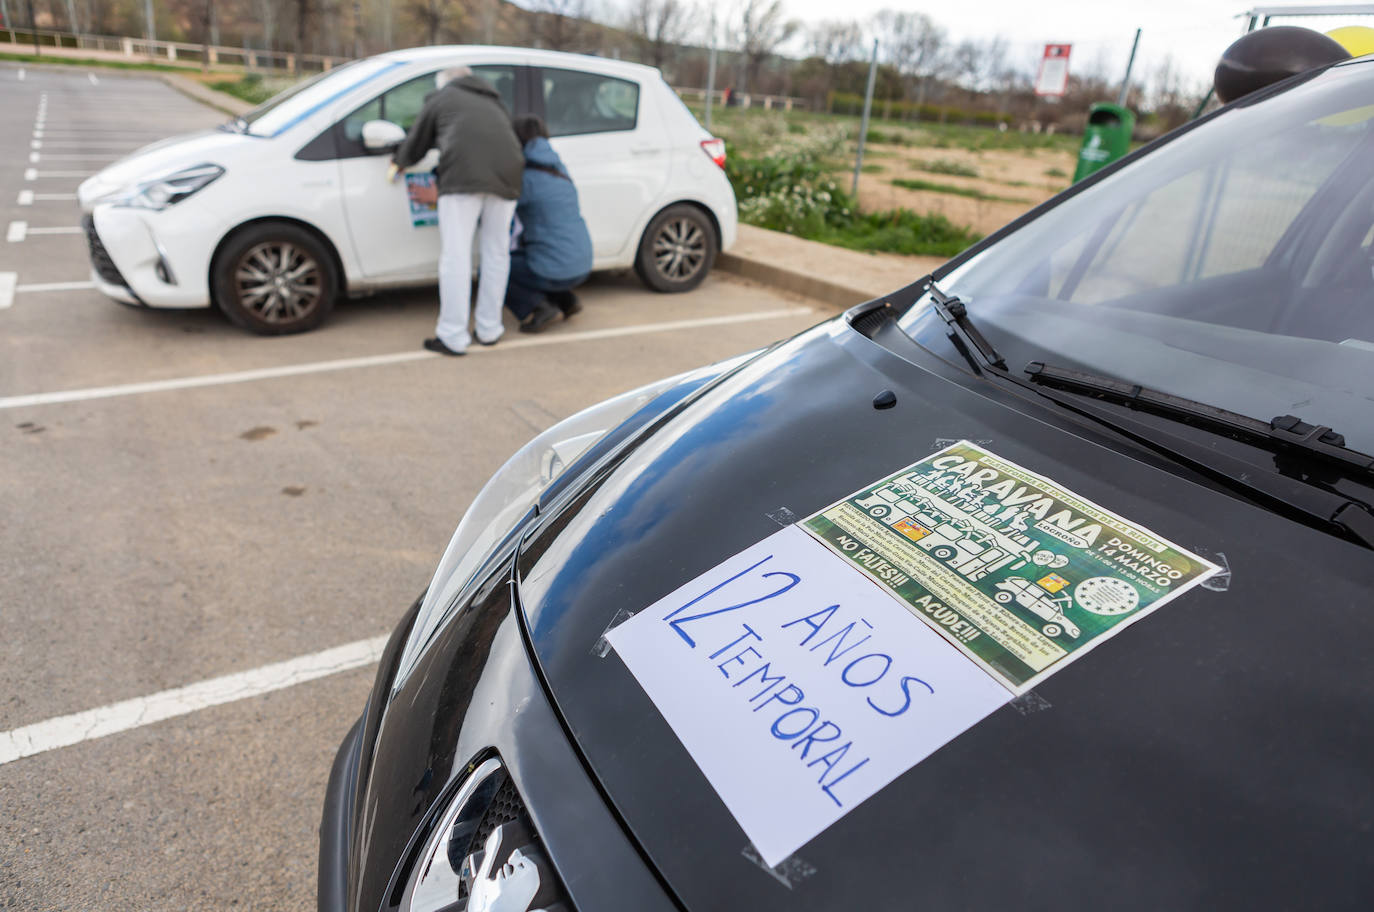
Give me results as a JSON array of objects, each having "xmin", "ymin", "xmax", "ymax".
[{"xmin": 802, "ymin": 441, "xmax": 1220, "ymax": 692}]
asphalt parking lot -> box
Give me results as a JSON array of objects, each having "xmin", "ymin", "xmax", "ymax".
[{"xmin": 0, "ymin": 66, "xmax": 825, "ymax": 910}]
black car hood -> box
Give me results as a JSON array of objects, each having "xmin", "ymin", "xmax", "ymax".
[{"xmin": 515, "ymin": 320, "xmax": 1374, "ymax": 909}]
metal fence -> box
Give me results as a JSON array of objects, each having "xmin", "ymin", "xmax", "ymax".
[
  {"xmin": 0, "ymin": 26, "xmax": 349, "ymax": 73},
  {"xmin": 675, "ymin": 86, "xmax": 807, "ymax": 112}
]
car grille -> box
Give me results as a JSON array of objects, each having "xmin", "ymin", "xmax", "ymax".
[{"xmin": 82, "ymin": 214, "xmax": 129, "ymax": 288}]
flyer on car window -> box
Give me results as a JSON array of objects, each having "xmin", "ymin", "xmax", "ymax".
[{"xmin": 802, "ymin": 440, "xmax": 1221, "ymax": 692}]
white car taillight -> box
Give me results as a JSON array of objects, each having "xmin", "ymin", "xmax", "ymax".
[{"xmin": 700, "ymin": 138, "xmax": 726, "ymax": 170}]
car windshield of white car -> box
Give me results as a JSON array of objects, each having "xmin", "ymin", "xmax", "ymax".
[
  {"xmin": 241, "ymin": 59, "xmax": 405, "ymax": 138},
  {"xmin": 902, "ymin": 60, "xmax": 1374, "ymax": 455}
]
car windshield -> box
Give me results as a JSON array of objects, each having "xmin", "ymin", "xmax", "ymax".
[
  {"xmin": 901, "ymin": 60, "xmax": 1374, "ymax": 454},
  {"xmin": 241, "ymin": 58, "xmax": 404, "ymax": 137}
]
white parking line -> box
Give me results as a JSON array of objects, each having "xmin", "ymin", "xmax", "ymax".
[
  {"xmin": 31, "ymin": 142, "xmax": 142, "ymax": 149},
  {"xmin": 28, "ymin": 151, "xmax": 40, "ymax": 163},
  {"xmin": 0, "ymin": 634, "xmax": 389, "ymax": 766},
  {"xmin": 25, "ymin": 170, "xmax": 92, "ymax": 179},
  {"xmin": 88, "ymin": 73, "xmax": 99, "ymax": 85},
  {"xmin": 36, "ymin": 154, "xmax": 120, "ymax": 161},
  {"xmin": 7, "ymin": 221, "xmax": 27, "ymax": 242},
  {"xmin": 0, "ymin": 307, "xmax": 813, "ymax": 411},
  {"xmin": 0, "ymin": 272, "xmax": 15, "ymax": 309},
  {"xmin": 27, "ymin": 226, "xmax": 83, "ymax": 235},
  {"xmin": 16, "ymin": 280, "xmax": 95, "ymax": 292},
  {"xmin": 17, "ymin": 68, "xmax": 24, "ymax": 81},
  {"xmin": 16, "ymin": 190, "xmax": 33, "ymax": 206},
  {"xmin": 30, "ymin": 139, "xmax": 41, "ymax": 149}
]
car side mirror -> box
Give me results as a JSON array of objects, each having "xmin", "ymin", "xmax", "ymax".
[{"xmin": 361, "ymin": 120, "xmax": 406, "ymax": 153}]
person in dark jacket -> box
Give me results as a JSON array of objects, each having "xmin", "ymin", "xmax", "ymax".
[
  {"xmin": 391, "ymin": 66, "xmax": 524, "ymax": 356},
  {"xmin": 504, "ymin": 115, "xmax": 594, "ymax": 333}
]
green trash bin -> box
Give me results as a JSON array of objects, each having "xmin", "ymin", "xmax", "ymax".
[{"xmin": 1073, "ymin": 103, "xmax": 1135, "ymax": 182}]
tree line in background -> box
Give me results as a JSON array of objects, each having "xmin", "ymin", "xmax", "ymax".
[{"xmin": 7, "ymin": 0, "xmax": 1204, "ymax": 132}]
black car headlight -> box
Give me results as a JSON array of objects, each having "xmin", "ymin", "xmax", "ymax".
[
  {"xmin": 112, "ymin": 163, "xmax": 224, "ymax": 210},
  {"xmin": 390, "ymin": 353, "xmax": 758, "ymax": 694}
]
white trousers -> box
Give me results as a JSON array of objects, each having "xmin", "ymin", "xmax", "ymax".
[{"xmin": 436, "ymin": 192, "xmax": 517, "ymax": 351}]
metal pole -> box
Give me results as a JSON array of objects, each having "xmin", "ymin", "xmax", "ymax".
[
  {"xmin": 1117, "ymin": 28, "xmax": 1141, "ymax": 106},
  {"xmin": 704, "ymin": 13, "xmax": 717, "ymax": 131},
  {"xmin": 64, "ymin": 0, "xmax": 77, "ymax": 35},
  {"xmin": 2, "ymin": 0, "xmax": 14, "ymax": 44},
  {"xmin": 852, "ymin": 38, "xmax": 878, "ymax": 196},
  {"xmin": 25, "ymin": 0, "xmax": 37, "ymax": 54},
  {"xmin": 145, "ymin": 0, "xmax": 155, "ymax": 43}
]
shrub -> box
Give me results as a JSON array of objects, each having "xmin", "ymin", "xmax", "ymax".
[
  {"xmin": 919, "ymin": 158, "xmax": 979, "ymax": 178},
  {"xmin": 892, "ymin": 177, "xmax": 1028, "ymax": 204}
]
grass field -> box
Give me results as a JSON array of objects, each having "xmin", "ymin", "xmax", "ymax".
[{"xmin": 690, "ymin": 103, "xmax": 1079, "ymax": 256}]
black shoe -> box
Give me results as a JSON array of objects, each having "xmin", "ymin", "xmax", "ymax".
[
  {"xmin": 423, "ymin": 337, "xmax": 465, "ymax": 356},
  {"xmin": 518, "ymin": 300, "xmax": 561, "ymax": 334},
  {"xmin": 549, "ymin": 290, "xmax": 582, "ymax": 317}
]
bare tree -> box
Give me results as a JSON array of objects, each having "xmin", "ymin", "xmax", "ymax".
[
  {"xmin": 529, "ymin": 0, "xmax": 590, "ymax": 52},
  {"xmin": 625, "ymin": 0, "xmax": 689, "ymax": 70},
  {"xmin": 734, "ymin": 0, "xmax": 796, "ymax": 94},
  {"xmin": 408, "ymin": 0, "xmax": 443, "ymax": 44},
  {"xmin": 201, "ymin": 0, "xmax": 214, "ymax": 73},
  {"xmin": 295, "ymin": 0, "xmax": 311, "ymax": 72},
  {"xmin": 807, "ymin": 18, "xmax": 863, "ymax": 66},
  {"xmin": 259, "ymin": 0, "xmax": 276, "ymax": 52},
  {"xmin": 870, "ymin": 9, "xmax": 944, "ymax": 108}
]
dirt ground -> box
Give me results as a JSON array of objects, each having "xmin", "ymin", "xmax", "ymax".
[{"xmin": 855, "ymin": 144, "xmax": 1079, "ymax": 237}]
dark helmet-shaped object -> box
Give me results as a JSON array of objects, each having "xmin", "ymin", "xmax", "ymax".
[{"xmin": 1214, "ymin": 26, "xmax": 1350, "ymax": 104}]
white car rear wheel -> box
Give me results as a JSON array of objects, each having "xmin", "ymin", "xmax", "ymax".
[{"xmin": 634, "ymin": 204, "xmax": 717, "ymax": 293}]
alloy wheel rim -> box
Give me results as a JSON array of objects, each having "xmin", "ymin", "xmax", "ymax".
[
  {"xmin": 652, "ymin": 217, "xmax": 706, "ymax": 282},
  {"xmin": 234, "ymin": 242, "xmax": 322, "ymax": 323}
]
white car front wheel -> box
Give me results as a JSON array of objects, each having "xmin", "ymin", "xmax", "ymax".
[{"xmin": 213, "ymin": 222, "xmax": 338, "ymax": 335}]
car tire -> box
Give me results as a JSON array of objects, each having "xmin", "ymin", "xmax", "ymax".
[
  {"xmin": 212, "ymin": 222, "xmax": 337, "ymax": 335},
  {"xmin": 1043, "ymin": 623, "xmax": 1063, "ymax": 638},
  {"xmin": 931, "ymin": 545, "xmax": 956, "ymax": 561},
  {"xmin": 634, "ymin": 204, "xmax": 717, "ymax": 293},
  {"xmin": 994, "ymin": 591, "xmax": 1013, "ymax": 603}
]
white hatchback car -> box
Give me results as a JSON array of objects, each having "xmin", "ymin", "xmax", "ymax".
[{"xmin": 77, "ymin": 46, "xmax": 738, "ymax": 334}]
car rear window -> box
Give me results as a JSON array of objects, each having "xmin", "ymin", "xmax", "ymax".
[{"xmin": 541, "ymin": 68, "xmax": 638, "ymax": 137}]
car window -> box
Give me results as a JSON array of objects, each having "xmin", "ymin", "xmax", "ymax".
[
  {"xmin": 341, "ymin": 65, "xmax": 517, "ymax": 142},
  {"xmin": 472, "ymin": 65, "xmax": 517, "ymax": 113},
  {"xmin": 541, "ymin": 68, "xmax": 638, "ymax": 137}
]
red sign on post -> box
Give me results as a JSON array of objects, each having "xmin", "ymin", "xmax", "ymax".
[{"xmin": 1034, "ymin": 44, "xmax": 1072, "ymax": 97}]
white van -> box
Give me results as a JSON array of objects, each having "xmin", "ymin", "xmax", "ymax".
[{"xmin": 76, "ymin": 47, "xmax": 738, "ymax": 334}]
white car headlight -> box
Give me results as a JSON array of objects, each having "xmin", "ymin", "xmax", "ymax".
[
  {"xmin": 113, "ymin": 163, "xmax": 224, "ymax": 210},
  {"xmin": 391, "ymin": 352, "xmax": 758, "ymax": 693}
]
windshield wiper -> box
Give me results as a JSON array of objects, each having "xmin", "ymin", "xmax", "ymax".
[
  {"xmin": 915, "ymin": 282, "xmax": 1374, "ymax": 546},
  {"xmin": 1024, "ymin": 360, "xmax": 1374, "ymax": 475},
  {"xmin": 1024, "ymin": 360, "xmax": 1374, "ymax": 548},
  {"xmin": 925, "ymin": 280, "xmax": 1007, "ymax": 372}
]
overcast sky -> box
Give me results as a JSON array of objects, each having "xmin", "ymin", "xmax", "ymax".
[{"xmin": 653, "ymin": 1, "xmax": 1374, "ymax": 93}]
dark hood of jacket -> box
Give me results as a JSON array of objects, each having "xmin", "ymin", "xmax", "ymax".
[{"xmin": 522, "ymin": 136, "xmax": 565, "ymax": 172}]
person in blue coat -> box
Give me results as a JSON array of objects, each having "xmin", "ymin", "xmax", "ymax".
[{"xmin": 506, "ymin": 115, "xmax": 594, "ymax": 333}]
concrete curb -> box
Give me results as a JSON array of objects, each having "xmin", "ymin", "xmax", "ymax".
[
  {"xmin": 157, "ymin": 73, "xmax": 253, "ymax": 117},
  {"xmin": 716, "ymin": 251, "xmax": 874, "ymax": 309}
]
